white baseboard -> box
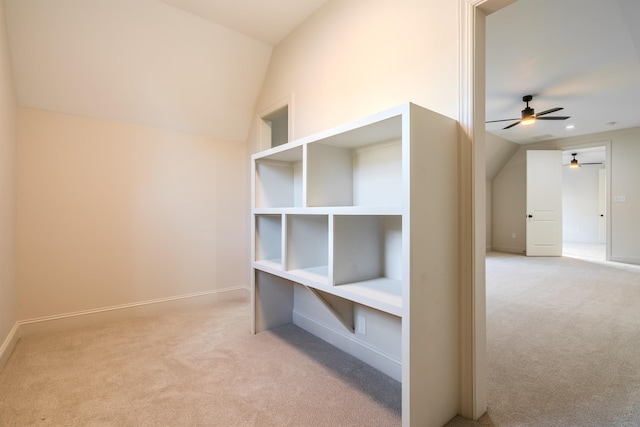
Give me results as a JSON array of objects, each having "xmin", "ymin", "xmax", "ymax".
[
  {"xmin": 610, "ymin": 256, "xmax": 640, "ymax": 266},
  {"xmin": 0, "ymin": 286, "xmax": 249, "ymax": 369},
  {"xmin": 293, "ymin": 310, "xmax": 401, "ymax": 382},
  {"xmin": 492, "ymin": 246, "xmax": 526, "ymax": 255},
  {"xmin": 0, "ymin": 322, "xmax": 20, "ymax": 370}
]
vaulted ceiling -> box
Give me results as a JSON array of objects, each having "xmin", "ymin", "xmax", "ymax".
[
  {"xmin": 4, "ymin": 0, "xmax": 326, "ymax": 141},
  {"xmin": 5, "ymin": 0, "xmax": 639, "ymax": 148},
  {"xmin": 486, "ymin": 0, "xmax": 640, "ymax": 145},
  {"xmin": 160, "ymin": 0, "xmax": 327, "ymax": 46}
]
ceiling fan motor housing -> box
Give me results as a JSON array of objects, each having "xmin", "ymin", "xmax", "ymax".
[{"xmin": 522, "ymin": 95, "xmax": 534, "ymax": 118}]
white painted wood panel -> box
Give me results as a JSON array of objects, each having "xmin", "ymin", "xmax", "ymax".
[
  {"xmin": 526, "ymin": 150, "xmax": 563, "ymax": 256},
  {"xmin": 353, "ymin": 140, "xmax": 402, "ymax": 207}
]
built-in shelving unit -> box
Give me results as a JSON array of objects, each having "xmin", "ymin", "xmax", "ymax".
[{"xmin": 250, "ymin": 103, "xmax": 461, "ymax": 427}]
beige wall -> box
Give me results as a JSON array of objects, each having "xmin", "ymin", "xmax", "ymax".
[
  {"xmin": 492, "ymin": 147, "xmax": 527, "ymax": 253},
  {"xmin": 16, "ymin": 108, "xmax": 249, "ymax": 319},
  {"xmin": 0, "ymin": 0, "xmax": 18, "ymax": 349},
  {"xmin": 5, "ymin": 0, "xmax": 272, "ymax": 142},
  {"xmin": 609, "ymin": 129, "xmax": 640, "ymax": 263},
  {"xmin": 485, "ymin": 132, "xmax": 520, "ymax": 251},
  {"xmin": 492, "ymin": 127, "xmax": 640, "ymax": 264},
  {"xmin": 251, "ymin": 0, "xmax": 460, "ymax": 152}
]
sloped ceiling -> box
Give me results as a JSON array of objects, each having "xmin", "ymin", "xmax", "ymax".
[
  {"xmin": 160, "ymin": 0, "xmax": 327, "ymax": 46},
  {"xmin": 4, "ymin": 0, "xmax": 326, "ymax": 141},
  {"xmin": 8, "ymin": 0, "xmax": 636, "ymax": 147},
  {"xmin": 486, "ymin": 0, "xmax": 640, "ymax": 145}
]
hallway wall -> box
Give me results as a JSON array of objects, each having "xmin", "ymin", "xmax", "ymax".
[{"xmin": 0, "ymin": 0, "xmax": 18, "ymax": 362}]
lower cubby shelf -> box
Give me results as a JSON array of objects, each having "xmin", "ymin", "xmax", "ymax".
[
  {"xmin": 253, "ymin": 268, "xmax": 402, "ymax": 381},
  {"xmin": 253, "ymin": 259, "xmax": 282, "ymax": 271},
  {"xmin": 333, "ymin": 214, "xmax": 402, "ymax": 285},
  {"xmin": 285, "ymin": 214, "xmax": 329, "ymax": 281},
  {"xmin": 253, "ymin": 262, "xmax": 400, "ymax": 316},
  {"xmin": 255, "ymin": 214, "xmax": 282, "ymax": 267},
  {"xmin": 333, "ymin": 277, "xmax": 401, "ymax": 317},
  {"xmin": 288, "ymin": 265, "xmax": 329, "ymax": 286}
]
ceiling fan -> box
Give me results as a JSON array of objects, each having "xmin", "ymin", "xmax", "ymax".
[
  {"xmin": 487, "ymin": 95, "xmax": 570, "ymax": 129},
  {"xmin": 568, "ymin": 152, "xmax": 603, "ymax": 168}
]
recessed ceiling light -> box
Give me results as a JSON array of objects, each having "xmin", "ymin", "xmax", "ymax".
[{"xmin": 565, "ymin": 124, "xmax": 575, "ymax": 129}]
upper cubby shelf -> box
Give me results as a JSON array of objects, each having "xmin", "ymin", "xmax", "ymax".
[
  {"xmin": 307, "ymin": 139, "xmax": 401, "ymax": 207},
  {"xmin": 254, "ymin": 145, "xmax": 303, "ymax": 209},
  {"xmin": 253, "ymin": 105, "xmax": 407, "ymax": 210},
  {"xmin": 304, "ymin": 114, "xmax": 402, "ymax": 149}
]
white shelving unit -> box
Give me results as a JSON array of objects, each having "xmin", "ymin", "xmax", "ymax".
[{"xmin": 250, "ymin": 103, "xmax": 460, "ymax": 427}]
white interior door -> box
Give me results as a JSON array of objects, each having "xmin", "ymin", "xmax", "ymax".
[
  {"xmin": 526, "ymin": 150, "xmax": 562, "ymax": 256},
  {"xmin": 599, "ymin": 168, "xmax": 606, "ymax": 244}
]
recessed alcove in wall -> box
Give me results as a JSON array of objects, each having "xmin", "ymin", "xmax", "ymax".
[{"xmin": 259, "ymin": 96, "xmax": 293, "ymax": 150}]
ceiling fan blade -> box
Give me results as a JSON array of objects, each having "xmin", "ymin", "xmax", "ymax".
[
  {"xmin": 502, "ymin": 121, "xmax": 521, "ymax": 130},
  {"xmin": 537, "ymin": 116, "xmax": 571, "ymax": 120},
  {"xmin": 486, "ymin": 118, "xmax": 520, "ymax": 123},
  {"xmin": 535, "ymin": 107, "xmax": 563, "ymax": 117}
]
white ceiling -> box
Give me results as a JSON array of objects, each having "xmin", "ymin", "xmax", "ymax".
[
  {"xmin": 4, "ymin": 0, "xmax": 327, "ymax": 141},
  {"xmin": 160, "ymin": 0, "xmax": 327, "ymax": 46},
  {"xmin": 486, "ymin": 0, "xmax": 640, "ymax": 146},
  {"xmin": 6, "ymin": 0, "xmax": 638, "ymax": 147}
]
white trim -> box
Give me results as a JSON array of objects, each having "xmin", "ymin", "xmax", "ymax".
[
  {"xmin": 1, "ymin": 287, "xmax": 248, "ymax": 369},
  {"xmin": 460, "ymin": 0, "xmax": 518, "ymax": 419},
  {"xmin": 292, "ymin": 310, "xmax": 401, "ymax": 382},
  {"xmin": 0, "ymin": 322, "xmax": 20, "ymax": 369},
  {"xmin": 15, "ymin": 286, "xmax": 248, "ymax": 338},
  {"xmin": 492, "ymin": 246, "xmax": 525, "ymax": 255},
  {"xmin": 459, "ymin": 0, "xmax": 488, "ymax": 420},
  {"xmin": 610, "ymin": 256, "xmax": 640, "ymax": 266},
  {"xmin": 558, "ymin": 140, "xmax": 612, "ymax": 261}
]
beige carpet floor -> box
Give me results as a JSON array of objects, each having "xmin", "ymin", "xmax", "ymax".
[
  {"xmin": 449, "ymin": 252, "xmax": 640, "ymax": 426},
  {"xmin": 2, "ymin": 251, "xmax": 640, "ymax": 426},
  {"xmin": 0, "ymin": 301, "xmax": 400, "ymax": 426}
]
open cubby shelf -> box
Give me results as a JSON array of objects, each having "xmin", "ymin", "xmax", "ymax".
[
  {"xmin": 253, "ymin": 212, "xmax": 402, "ymax": 315},
  {"xmin": 254, "ymin": 145, "xmax": 303, "ymax": 208},
  {"xmin": 251, "ymin": 103, "xmax": 461, "ymax": 426}
]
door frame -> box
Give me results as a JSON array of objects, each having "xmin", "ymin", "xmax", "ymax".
[
  {"xmin": 458, "ymin": 0, "xmax": 517, "ymax": 420},
  {"xmin": 560, "ymin": 141, "xmax": 612, "ymax": 260}
]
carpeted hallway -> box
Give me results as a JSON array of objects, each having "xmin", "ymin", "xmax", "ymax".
[
  {"xmin": 449, "ymin": 251, "xmax": 640, "ymax": 426},
  {"xmin": 1, "ymin": 252, "xmax": 639, "ymax": 426}
]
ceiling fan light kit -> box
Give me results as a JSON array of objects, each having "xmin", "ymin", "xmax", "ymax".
[
  {"xmin": 520, "ymin": 110, "xmax": 536, "ymax": 125},
  {"xmin": 520, "ymin": 95, "xmax": 536, "ymax": 125},
  {"xmin": 570, "ymin": 153, "xmax": 580, "ymax": 168},
  {"xmin": 487, "ymin": 94, "xmax": 570, "ymax": 130}
]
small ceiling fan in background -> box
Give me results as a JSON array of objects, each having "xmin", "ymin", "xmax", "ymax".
[
  {"xmin": 568, "ymin": 152, "xmax": 604, "ymax": 168},
  {"xmin": 487, "ymin": 95, "xmax": 571, "ymax": 129}
]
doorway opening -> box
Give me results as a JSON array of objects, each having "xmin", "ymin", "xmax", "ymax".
[{"xmin": 561, "ymin": 145, "xmax": 608, "ymax": 262}]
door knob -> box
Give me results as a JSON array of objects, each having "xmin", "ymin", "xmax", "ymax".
[{"xmin": 527, "ymin": 215, "xmax": 533, "ymax": 218}]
